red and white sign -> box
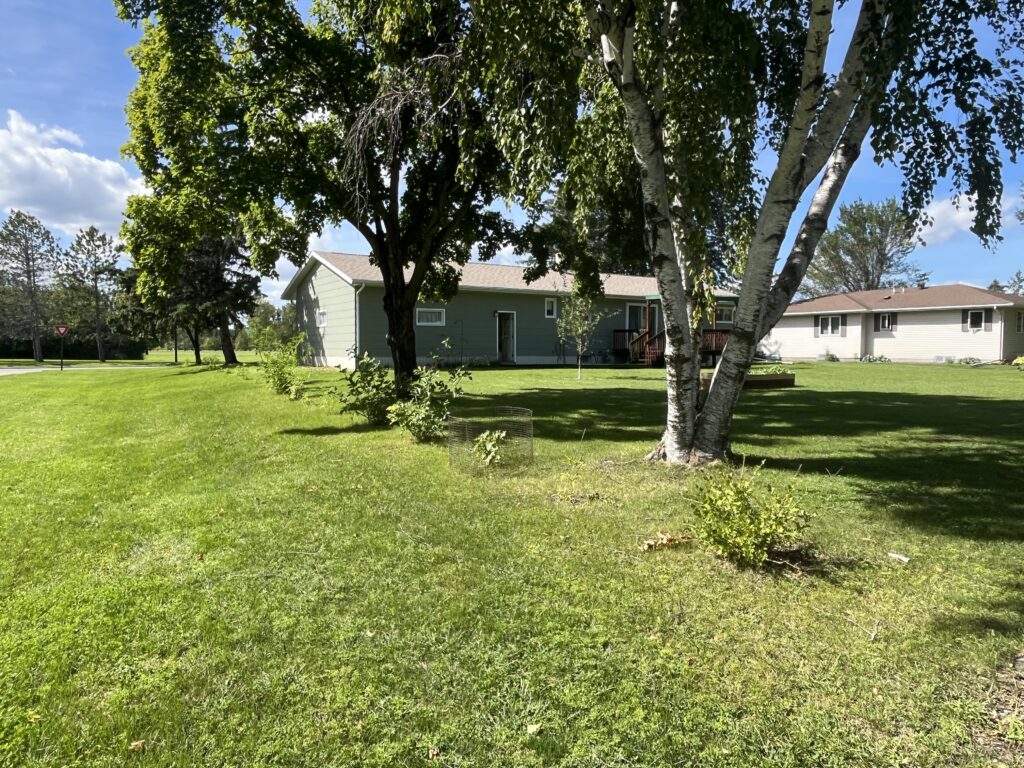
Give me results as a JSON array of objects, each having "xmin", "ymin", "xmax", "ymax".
[{"xmin": 54, "ymin": 324, "xmax": 71, "ymax": 338}]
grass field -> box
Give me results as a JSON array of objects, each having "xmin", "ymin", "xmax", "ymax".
[
  {"xmin": 0, "ymin": 349, "xmax": 260, "ymax": 367},
  {"xmin": 0, "ymin": 362, "xmax": 1021, "ymax": 766}
]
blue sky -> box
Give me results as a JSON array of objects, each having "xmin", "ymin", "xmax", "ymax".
[{"xmin": 0, "ymin": 0, "xmax": 1021, "ymax": 303}]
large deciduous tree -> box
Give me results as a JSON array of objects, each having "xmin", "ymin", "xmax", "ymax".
[
  {"xmin": 800, "ymin": 198, "xmax": 925, "ymax": 298},
  {"xmin": 476, "ymin": 0, "xmax": 1024, "ymax": 463},
  {"xmin": 115, "ymin": 0, "xmax": 517, "ymax": 395},
  {"xmin": 0, "ymin": 210, "xmax": 62, "ymax": 362}
]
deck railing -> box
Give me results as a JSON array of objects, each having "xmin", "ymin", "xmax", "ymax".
[{"xmin": 612, "ymin": 327, "xmax": 732, "ymax": 365}]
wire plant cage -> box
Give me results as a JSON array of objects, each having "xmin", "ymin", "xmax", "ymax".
[{"xmin": 448, "ymin": 406, "xmax": 534, "ymax": 473}]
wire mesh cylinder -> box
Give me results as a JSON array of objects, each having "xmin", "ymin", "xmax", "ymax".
[{"xmin": 448, "ymin": 407, "xmax": 533, "ymax": 472}]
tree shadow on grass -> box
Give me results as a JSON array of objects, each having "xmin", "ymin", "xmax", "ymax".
[
  {"xmin": 277, "ymin": 424, "xmax": 383, "ymax": 436},
  {"xmin": 929, "ymin": 576, "xmax": 1024, "ymax": 637},
  {"xmin": 464, "ymin": 385, "xmax": 1024, "ymax": 541}
]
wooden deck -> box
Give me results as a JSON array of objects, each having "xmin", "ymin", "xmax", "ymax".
[{"xmin": 613, "ymin": 328, "xmax": 732, "ymax": 366}]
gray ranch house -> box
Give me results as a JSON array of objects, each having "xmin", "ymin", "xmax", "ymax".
[{"xmin": 281, "ymin": 251, "xmax": 738, "ymax": 368}]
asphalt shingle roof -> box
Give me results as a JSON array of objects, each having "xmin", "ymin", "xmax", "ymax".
[
  {"xmin": 311, "ymin": 251, "xmax": 736, "ymax": 299},
  {"xmin": 785, "ymin": 284, "xmax": 1024, "ymax": 314}
]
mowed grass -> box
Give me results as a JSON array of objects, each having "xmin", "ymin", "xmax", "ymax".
[{"xmin": 0, "ymin": 362, "xmax": 1021, "ymax": 767}]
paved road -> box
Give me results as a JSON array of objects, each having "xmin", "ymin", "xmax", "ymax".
[{"xmin": 0, "ymin": 365, "xmax": 169, "ymax": 377}]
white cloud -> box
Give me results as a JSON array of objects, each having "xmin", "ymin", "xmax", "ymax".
[
  {"xmin": 0, "ymin": 110, "xmax": 143, "ymax": 237},
  {"xmin": 477, "ymin": 244, "xmax": 525, "ymax": 266},
  {"xmin": 918, "ymin": 193, "xmax": 1021, "ymax": 246}
]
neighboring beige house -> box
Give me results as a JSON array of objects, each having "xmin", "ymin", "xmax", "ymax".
[{"xmin": 763, "ymin": 284, "xmax": 1024, "ymax": 362}]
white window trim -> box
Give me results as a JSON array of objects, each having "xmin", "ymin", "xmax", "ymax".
[
  {"xmin": 715, "ymin": 305, "xmax": 735, "ymax": 324},
  {"xmin": 968, "ymin": 309, "xmax": 984, "ymax": 330},
  {"xmin": 1017, "ymin": 310, "xmax": 1023, "ymax": 333},
  {"xmin": 316, "ymin": 310, "xmax": 328, "ymax": 329},
  {"xmin": 820, "ymin": 315, "xmax": 841, "ymax": 336},
  {"xmin": 544, "ymin": 297, "xmax": 557, "ymax": 319},
  {"xmin": 416, "ymin": 307, "xmax": 446, "ymax": 327},
  {"xmin": 879, "ymin": 313, "xmax": 892, "ymax": 330}
]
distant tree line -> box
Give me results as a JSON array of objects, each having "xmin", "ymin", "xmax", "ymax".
[
  {"xmin": 0, "ymin": 210, "xmax": 282, "ymax": 364},
  {"xmin": 988, "ymin": 270, "xmax": 1024, "ymax": 296}
]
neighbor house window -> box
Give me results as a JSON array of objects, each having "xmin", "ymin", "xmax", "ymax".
[
  {"xmin": 714, "ymin": 305, "xmax": 735, "ymax": 324},
  {"xmin": 879, "ymin": 313, "xmax": 892, "ymax": 330},
  {"xmin": 1017, "ymin": 311, "xmax": 1023, "ymax": 333},
  {"xmin": 316, "ymin": 310, "xmax": 327, "ymax": 329},
  {"xmin": 819, "ymin": 315, "xmax": 841, "ymax": 336},
  {"xmin": 416, "ymin": 308, "xmax": 445, "ymax": 327},
  {"xmin": 968, "ymin": 310, "xmax": 984, "ymax": 330},
  {"xmin": 544, "ymin": 298, "xmax": 557, "ymax": 319}
]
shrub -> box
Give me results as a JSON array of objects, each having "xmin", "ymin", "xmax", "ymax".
[
  {"xmin": 257, "ymin": 334, "xmax": 304, "ymax": 399},
  {"xmin": 858, "ymin": 354, "xmax": 891, "ymax": 363},
  {"xmin": 823, "ymin": 350, "xmax": 840, "ymax": 362},
  {"xmin": 749, "ymin": 364, "xmax": 794, "ymax": 375},
  {"xmin": 387, "ymin": 363, "xmax": 471, "ymax": 442},
  {"xmin": 471, "ymin": 429, "xmax": 507, "ymax": 467},
  {"xmin": 694, "ymin": 464, "xmax": 809, "ymax": 568},
  {"xmin": 338, "ymin": 352, "xmax": 396, "ymax": 426},
  {"xmin": 957, "ymin": 356, "xmax": 981, "ymax": 366},
  {"xmin": 1014, "ymin": 355, "xmax": 1024, "ymax": 370}
]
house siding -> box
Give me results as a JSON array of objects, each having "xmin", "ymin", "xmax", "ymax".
[
  {"xmin": 1002, "ymin": 307, "xmax": 1024, "ymax": 360},
  {"xmin": 767, "ymin": 308, "xmax": 1008, "ymax": 362},
  {"xmin": 357, "ymin": 286, "xmax": 630, "ymax": 365},
  {"xmin": 763, "ymin": 314, "xmax": 863, "ymax": 360},
  {"xmin": 293, "ymin": 262, "xmax": 356, "ymax": 367}
]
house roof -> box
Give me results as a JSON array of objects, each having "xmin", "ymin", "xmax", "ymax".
[
  {"xmin": 282, "ymin": 251, "xmax": 738, "ymax": 301},
  {"xmin": 784, "ymin": 284, "xmax": 1024, "ymax": 315}
]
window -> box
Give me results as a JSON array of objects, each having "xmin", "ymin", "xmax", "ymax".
[
  {"xmin": 544, "ymin": 298, "xmax": 557, "ymax": 319},
  {"xmin": 316, "ymin": 310, "xmax": 327, "ymax": 329},
  {"xmin": 714, "ymin": 305, "xmax": 735, "ymax": 324},
  {"xmin": 819, "ymin": 315, "xmax": 841, "ymax": 336},
  {"xmin": 968, "ymin": 310, "xmax": 984, "ymax": 330},
  {"xmin": 416, "ymin": 308, "xmax": 445, "ymax": 327},
  {"xmin": 1017, "ymin": 311, "xmax": 1023, "ymax": 333},
  {"xmin": 879, "ymin": 313, "xmax": 892, "ymax": 330}
]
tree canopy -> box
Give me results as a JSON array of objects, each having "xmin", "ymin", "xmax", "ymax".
[
  {"xmin": 116, "ymin": 0, "xmax": 521, "ymax": 392},
  {"xmin": 800, "ymin": 198, "xmax": 926, "ymax": 297}
]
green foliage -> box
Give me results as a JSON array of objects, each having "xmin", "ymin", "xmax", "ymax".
[
  {"xmin": 387, "ymin": 364, "xmax": 470, "ymax": 443},
  {"xmin": 801, "ymin": 199, "xmax": 925, "ymax": 298},
  {"xmin": 694, "ymin": 464, "xmax": 809, "ymax": 568},
  {"xmin": 338, "ymin": 352, "xmax": 397, "ymax": 426},
  {"xmin": 858, "ymin": 354, "xmax": 892, "ymax": 363},
  {"xmin": 556, "ymin": 280, "xmax": 613, "ymax": 379},
  {"xmin": 258, "ymin": 334, "xmax": 304, "ymax": 399},
  {"xmin": 749, "ymin": 364, "xmax": 794, "ymax": 375},
  {"xmin": 823, "ymin": 350, "xmax": 840, "ymax": 362},
  {"xmin": 471, "ymin": 429, "xmax": 507, "ymax": 467},
  {"xmin": 956, "ymin": 357, "xmax": 982, "ymax": 366},
  {"xmin": 1014, "ymin": 355, "xmax": 1024, "ymax": 370}
]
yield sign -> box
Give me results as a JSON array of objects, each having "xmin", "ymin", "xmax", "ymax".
[{"xmin": 54, "ymin": 324, "xmax": 71, "ymax": 338}]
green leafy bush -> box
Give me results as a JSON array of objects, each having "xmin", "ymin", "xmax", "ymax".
[
  {"xmin": 471, "ymin": 429, "xmax": 507, "ymax": 467},
  {"xmin": 257, "ymin": 334, "xmax": 305, "ymax": 399},
  {"xmin": 387, "ymin": 364, "xmax": 471, "ymax": 442},
  {"xmin": 956, "ymin": 356, "xmax": 982, "ymax": 366},
  {"xmin": 694, "ymin": 464, "xmax": 809, "ymax": 568},
  {"xmin": 338, "ymin": 352, "xmax": 396, "ymax": 425},
  {"xmin": 858, "ymin": 354, "xmax": 891, "ymax": 363},
  {"xmin": 749, "ymin": 364, "xmax": 794, "ymax": 375},
  {"xmin": 1014, "ymin": 355, "xmax": 1024, "ymax": 370},
  {"xmin": 823, "ymin": 350, "xmax": 840, "ymax": 362}
]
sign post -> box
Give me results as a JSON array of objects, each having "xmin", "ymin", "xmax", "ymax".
[{"xmin": 54, "ymin": 324, "xmax": 71, "ymax": 370}]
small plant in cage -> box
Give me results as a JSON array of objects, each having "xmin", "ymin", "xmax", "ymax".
[{"xmin": 471, "ymin": 429, "xmax": 507, "ymax": 467}]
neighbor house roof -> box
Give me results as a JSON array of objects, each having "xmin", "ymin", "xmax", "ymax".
[
  {"xmin": 784, "ymin": 284, "xmax": 1024, "ymax": 315},
  {"xmin": 282, "ymin": 251, "xmax": 738, "ymax": 301}
]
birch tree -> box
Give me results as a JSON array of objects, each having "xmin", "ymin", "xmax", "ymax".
[
  {"xmin": 0, "ymin": 211, "xmax": 62, "ymax": 362},
  {"xmin": 476, "ymin": 0, "xmax": 1024, "ymax": 463}
]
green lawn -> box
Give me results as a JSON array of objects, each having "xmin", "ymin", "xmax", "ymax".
[
  {"xmin": 0, "ymin": 362, "xmax": 1021, "ymax": 767},
  {"xmin": 0, "ymin": 349, "xmax": 259, "ymax": 367}
]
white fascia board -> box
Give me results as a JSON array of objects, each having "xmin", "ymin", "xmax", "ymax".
[{"xmin": 280, "ymin": 253, "xmax": 355, "ymax": 300}]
